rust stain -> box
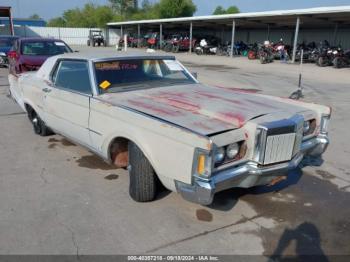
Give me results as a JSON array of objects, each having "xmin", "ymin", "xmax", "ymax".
[
  {"xmin": 149, "ymin": 91, "xmax": 202, "ymax": 113},
  {"xmin": 191, "ymin": 121, "xmax": 214, "ymax": 131},
  {"xmin": 196, "ymin": 209, "xmax": 213, "ymax": 222},
  {"xmin": 154, "ymin": 97, "xmax": 200, "ymax": 112},
  {"xmin": 104, "ymin": 174, "xmax": 119, "ymax": 180},
  {"xmin": 76, "ymin": 155, "xmax": 115, "ymax": 170},
  {"xmin": 245, "ymin": 132, "xmax": 249, "ymax": 139},
  {"xmin": 47, "ymin": 138, "xmax": 76, "ymax": 147},
  {"xmin": 48, "ymin": 144, "xmax": 56, "ymax": 149}
]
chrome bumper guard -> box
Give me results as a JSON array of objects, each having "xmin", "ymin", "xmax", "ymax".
[{"xmin": 175, "ymin": 134, "xmax": 329, "ymax": 205}]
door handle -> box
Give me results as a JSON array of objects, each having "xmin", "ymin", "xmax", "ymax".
[{"xmin": 42, "ymin": 88, "xmax": 52, "ymax": 93}]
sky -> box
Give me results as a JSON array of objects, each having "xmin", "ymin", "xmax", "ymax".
[{"xmin": 1, "ymin": 0, "xmax": 350, "ymax": 20}]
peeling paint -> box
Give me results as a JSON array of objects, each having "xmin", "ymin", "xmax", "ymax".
[{"xmin": 98, "ymin": 84, "xmax": 310, "ymax": 135}]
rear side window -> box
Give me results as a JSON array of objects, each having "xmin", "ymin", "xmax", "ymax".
[
  {"xmin": 52, "ymin": 60, "xmax": 92, "ymax": 95},
  {"xmin": 21, "ymin": 41, "xmax": 71, "ymax": 56}
]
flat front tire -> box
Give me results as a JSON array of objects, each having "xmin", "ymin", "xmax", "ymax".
[{"xmin": 128, "ymin": 142, "xmax": 157, "ymax": 202}]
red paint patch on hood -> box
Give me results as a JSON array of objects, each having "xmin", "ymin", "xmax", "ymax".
[{"xmin": 217, "ymin": 112, "xmax": 246, "ymax": 128}]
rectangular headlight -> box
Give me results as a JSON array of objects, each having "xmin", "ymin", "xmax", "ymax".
[{"xmin": 320, "ymin": 115, "xmax": 330, "ymax": 134}]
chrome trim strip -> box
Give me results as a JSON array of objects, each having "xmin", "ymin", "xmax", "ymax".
[{"xmin": 87, "ymin": 128, "xmax": 102, "ymax": 136}]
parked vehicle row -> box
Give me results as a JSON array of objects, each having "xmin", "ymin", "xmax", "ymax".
[{"xmin": 121, "ymin": 32, "xmax": 349, "ymax": 69}]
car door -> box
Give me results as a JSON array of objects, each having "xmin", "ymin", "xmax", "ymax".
[{"xmin": 43, "ymin": 59, "xmax": 92, "ymax": 147}]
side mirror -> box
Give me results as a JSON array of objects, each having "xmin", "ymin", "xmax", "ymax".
[
  {"xmin": 191, "ymin": 72, "xmax": 198, "ymax": 79},
  {"xmin": 74, "ymin": 50, "xmax": 79, "ymax": 53}
]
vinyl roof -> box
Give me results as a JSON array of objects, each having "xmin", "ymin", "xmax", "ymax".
[
  {"xmin": 56, "ymin": 51, "xmax": 176, "ymax": 61},
  {"xmin": 107, "ymin": 6, "xmax": 350, "ymax": 29}
]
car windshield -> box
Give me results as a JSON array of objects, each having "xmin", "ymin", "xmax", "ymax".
[
  {"xmin": 0, "ymin": 38, "xmax": 15, "ymax": 47},
  {"xmin": 21, "ymin": 41, "xmax": 72, "ymax": 56},
  {"xmin": 94, "ymin": 59, "xmax": 196, "ymax": 93}
]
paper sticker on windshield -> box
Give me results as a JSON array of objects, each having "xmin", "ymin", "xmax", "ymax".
[
  {"xmin": 54, "ymin": 42, "xmax": 66, "ymax": 46},
  {"xmin": 163, "ymin": 60, "xmax": 182, "ymax": 71},
  {"xmin": 95, "ymin": 62, "xmax": 120, "ymax": 70},
  {"xmin": 99, "ymin": 80, "xmax": 111, "ymax": 89}
]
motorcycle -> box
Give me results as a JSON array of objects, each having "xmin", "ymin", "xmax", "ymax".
[
  {"xmin": 273, "ymin": 41, "xmax": 290, "ymax": 61},
  {"xmin": 317, "ymin": 45, "xmax": 342, "ymax": 67},
  {"xmin": 333, "ymin": 49, "xmax": 350, "ymax": 68},
  {"xmin": 259, "ymin": 42, "xmax": 274, "ymax": 64},
  {"xmin": 195, "ymin": 39, "xmax": 218, "ymax": 55},
  {"xmin": 247, "ymin": 43, "xmax": 260, "ymax": 60}
]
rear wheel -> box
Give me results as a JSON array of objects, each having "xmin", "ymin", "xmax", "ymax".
[
  {"xmin": 128, "ymin": 142, "xmax": 157, "ymax": 202},
  {"xmin": 27, "ymin": 108, "xmax": 52, "ymax": 136},
  {"xmin": 32, "ymin": 114, "xmax": 52, "ymax": 136},
  {"xmin": 333, "ymin": 57, "xmax": 344, "ymax": 68}
]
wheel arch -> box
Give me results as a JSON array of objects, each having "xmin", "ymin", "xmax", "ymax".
[{"xmin": 106, "ymin": 135, "xmax": 158, "ymax": 173}]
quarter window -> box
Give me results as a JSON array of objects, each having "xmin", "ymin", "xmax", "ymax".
[{"xmin": 53, "ymin": 60, "xmax": 92, "ymax": 94}]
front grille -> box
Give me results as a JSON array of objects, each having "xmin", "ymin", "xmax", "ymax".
[
  {"xmin": 264, "ymin": 133, "xmax": 296, "ymax": 164},
  {"xmin": 254, "ymin": 115, "xmax": 304, "ymax": 165}
]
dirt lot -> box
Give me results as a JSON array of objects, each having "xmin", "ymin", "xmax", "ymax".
[{"xmin": 0, "ymin": 47, "xmax": 349, "ymax": 259}]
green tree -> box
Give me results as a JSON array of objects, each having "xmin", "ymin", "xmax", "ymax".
[
  {"xmin": 212, "ymin": 6, "xmax": 226, "ymax": 15},
  {"xmin": 109, "ymin": 0, "xmax": 137, "ymax": 16},
  {"xmin": 47, "ymin": 17, "xmax": 66, "ymax": 27},
  {"xmin": 226, "ymin": 6, "xmax": 240, "ymax": 14},
  {"xmin": 158, "ymin": 0, "xmax": 196, "ymax": 18},
  {"xmin": 47, "ymin": 3, "xmax": 117, "ymax": 28},
  {"xmin": 212, "ymin": 5, "xmax": 240, "ymax": 15}
]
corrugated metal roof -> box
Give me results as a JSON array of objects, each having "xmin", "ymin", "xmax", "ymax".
[{"xmin": 107, "ymin": 5, "xmax": 350, "ymax": 26}]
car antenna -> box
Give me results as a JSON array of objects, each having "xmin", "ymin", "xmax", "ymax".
[{"xmin": 289, "ymin": 49, "xmax": 304, "ymax": 100}]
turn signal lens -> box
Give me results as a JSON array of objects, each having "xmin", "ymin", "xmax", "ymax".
[
  {"xmin": 320, "ymin": 116, "xmax": 330, "ymax": 134},
  {"xmin": 197, "ymin": 154, "xmax": 205, "ymax": 175}
]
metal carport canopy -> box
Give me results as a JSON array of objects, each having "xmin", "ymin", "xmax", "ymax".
[
  {"xmin": 107, "ymin": 6, "xmax": 350, "ymax": 28},
  {"xmin": 107, "ymin": 6, "xmax": 350, "ymax": 60}
]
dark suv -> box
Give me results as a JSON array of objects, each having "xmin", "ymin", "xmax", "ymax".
[{"xmin": 8, "ymin": 37, "xmax": 72, "ymax": 75}]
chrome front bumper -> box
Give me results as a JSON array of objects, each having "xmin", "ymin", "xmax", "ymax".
[{"xmin": 175, "ymin": 134, "xmax": 329, "ymax": 205}]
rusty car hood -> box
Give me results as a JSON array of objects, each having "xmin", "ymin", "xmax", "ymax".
[{"xmin": 99, "ymin": 84, "xmax": 306, "ymax": 135}]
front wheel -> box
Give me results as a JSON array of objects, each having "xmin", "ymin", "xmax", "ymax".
[
  {"xmin": 172, "ymin": 45, "xmax": 180, "ymax": 53},
  {"xmin": 128, "ymin": 142, "xmax": 157, "ymax": 202},
  {"xmin": 317, "ymin": 57, "xmax": 328, "ymax": 67},
  {"xmin": 195, "ymin": 48, "xmax": 203, "ymax": 55},
  {"xmin": 260, "ymin": 55, "xmax": 267, "ymax": 64}
]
